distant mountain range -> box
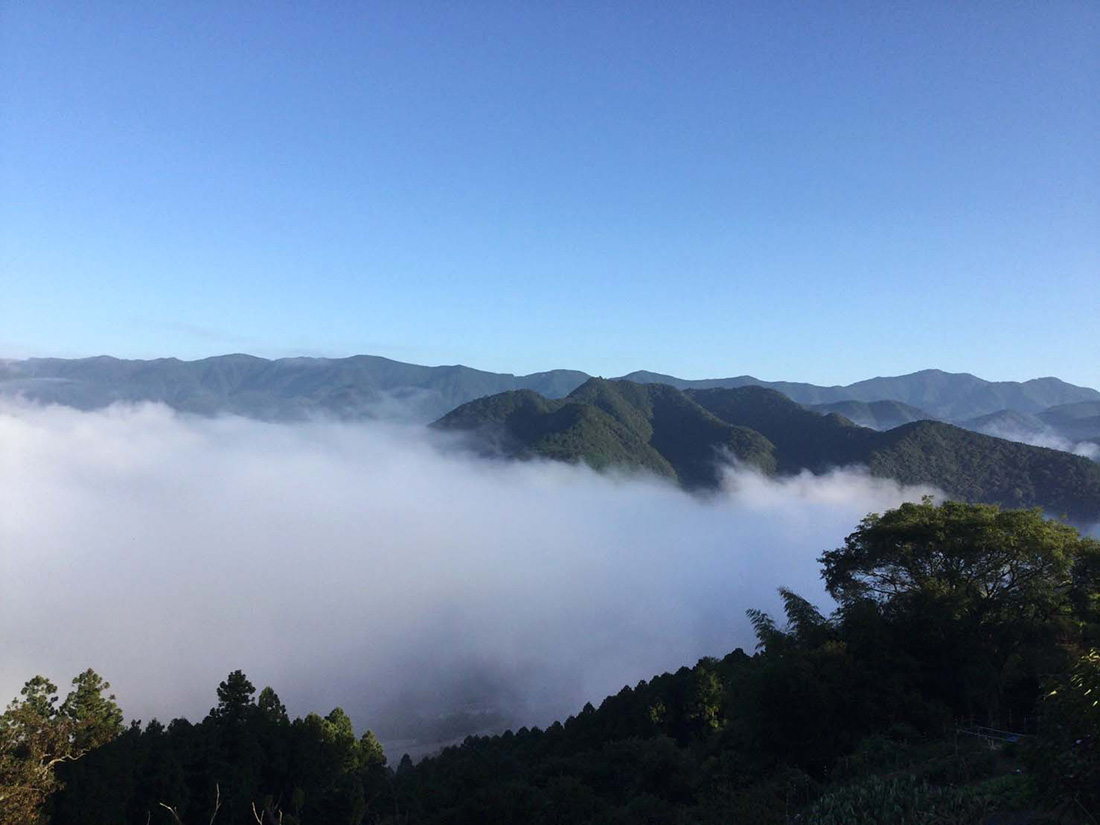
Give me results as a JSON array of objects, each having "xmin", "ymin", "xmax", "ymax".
[
  {"xmin": 2, "ymin": 353, "xmax": 1097, "ymax": 464},
  {"xmin": 438, "ymin": 379, "xmax": 1100, "ymax": 523},
  {"xmin": 2, "ymin": 354, "xmax": 1097, "ymax": 419},
  {"xmin": 618, "ymin": 369, "xmax": 1100, "ymax": 421},
  {"xmin": 0, "ymin": 355, "xmax": 588, "ymax": 422}
]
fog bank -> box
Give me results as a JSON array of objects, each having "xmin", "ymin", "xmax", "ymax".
[{"xmin": 1, "ymin": 401, "xmax": 938, "ymax": 752}]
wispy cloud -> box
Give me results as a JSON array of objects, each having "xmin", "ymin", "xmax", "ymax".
[{"xmin": 970, "ymin": 420, "xmax": 1100, "ymax": 462}]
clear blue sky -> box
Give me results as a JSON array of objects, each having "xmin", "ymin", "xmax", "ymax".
[{"xmin": 2, "ymin": 2, "xmax": 1097, "ymax": 387}]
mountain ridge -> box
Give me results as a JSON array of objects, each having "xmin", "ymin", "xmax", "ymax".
[
  {"xmin": 0, "ymin": 354, "xmax": 590, "ymax": 422},
  {"xmin": 620, "ymin": 367, "xmax": 1100, "ymax": 419},
  {"xmin": 1, "ymin": 355, "xmax": 1096, "ymax": 425}
]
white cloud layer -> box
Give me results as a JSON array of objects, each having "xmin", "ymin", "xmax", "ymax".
[{"xmin": 0, "ymin": 401, "xmax": 939, "ymax": 753}]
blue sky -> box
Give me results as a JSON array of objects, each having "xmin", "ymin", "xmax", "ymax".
[{"xmin": 2, "ymin": 2, "xmax": 1097, "ymax": 387}]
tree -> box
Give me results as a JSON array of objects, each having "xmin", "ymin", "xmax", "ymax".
[
  {"xmin": 820, "ymin": 499, "xmax": 1088, "ymax": 618},
  {"xmin": 1070, "ymin": 540, "xmax": 1100, "ymax": 644},
  {"xmin": 745, "ymin": 590, "xmax": 865, "ymax": 769},
  {"xmin": 60, "ymin": 669, "xmax": 124, "ymax": 752},
  {"xmin": 212, "ymin": 670, "xmax": 256, "ymax": 723},
  {"xmin": 820, "ymin": 499, "xmax": 1098, "ymax": 720},
  {"xmin": 357, "ymin": 730, "xmax": 386, "ymax": 770},
  {"xmin": 686, "ymin": 665, "xmax": 724, "ymax": 734},
  {"xmin": 747, "ymin": 588, "xmax": 835, "ymax": 655},
  {"xmin": 256, "ymin": 687, "xmax": 288, "ymax": 725},
  {"xmin": 0, "ymin": 671, "xmax": 122, "ymax": 825}
]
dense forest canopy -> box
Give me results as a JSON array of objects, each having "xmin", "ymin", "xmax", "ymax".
[{"xmin": 3, "ymin": 501, "xmax": 1098, "ymax": 824}]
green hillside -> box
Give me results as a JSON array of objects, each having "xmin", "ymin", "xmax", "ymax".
[
  {"xmin": 686, "ymin": 386, "xmax": 875, "ymax": 472},
  {"xmin": 692, "ymin": 387, "xmax": 1100, "ymax": 521},
  {"xmin": 440, "ymin": 381, "xmax": 1100, "ymax": 521},
  {"xmin": 435, "ymin": 379, "xmax": 776, "ymax": 487},
  {"xmin": 868, "ymin": 421, "xmax": 1100, "ymax": 519}
]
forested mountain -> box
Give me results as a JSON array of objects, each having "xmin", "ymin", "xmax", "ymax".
[
  {"xmin": 863, "ymin": 422, "xmax": 1100, "ymax": 519},
  {"xmin": 15, "ymin": 501, "xmax": 1099, "ymax": 824},
  {"xmin": 808, "ymin": 399, "xmax": 935, "ymax": 430},
  {"xmin": 439, "ymin": 381, "xmax": 1100, "ymax": 522},
  {"xmin": 689, "ymin": 388, "xmax": 1100, "ymax": 519},
  {"xmin": 3, "ymin": 356, "xmax": 1097, "ymax": 427},
  {"xmin": 435, "ymin": 379, "xmax": 776, "ymax": 488}
]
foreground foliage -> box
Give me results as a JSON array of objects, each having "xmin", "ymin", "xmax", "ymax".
[
  {"xmin": 801, "ymin": 774, "xmax": 1000, "ymax": 825},
  {"xmin": 0, "ymin": 670, "xmax": 123, "ymax": 824}
]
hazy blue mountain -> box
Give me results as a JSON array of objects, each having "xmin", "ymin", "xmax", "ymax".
[
  {"xmin": 959, "ymin": 409, "xmax": 1048, "ymax": 439},
  {"xmin": 1041, "ymin": 400, "xmax": 1100, "ymax": 421},
  {"xmin": 618, "ymin": 368, "xmax": 1100, "ymax": 421},
  {"xmin": 441, "ymin": 381, "xmax": 1100, "ymax": 522},
  {"xmin": 1039, "ymin": 401, "xmax": 1100, "ymax": 442},
  {"xmin": 839, "ymin": 372, "xmax": 1100, "ymax": 419},
  {"xmin": 808, "ymin": 399, "xmax": 935, "ymax": 430},
  {"xmin": 0, "ymin": 355, "xmax": 590, "ymax": 422}
]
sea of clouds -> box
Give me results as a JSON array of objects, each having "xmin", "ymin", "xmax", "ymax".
[{"xmin": 1, "ymin": 400, "xmax": 943, "ymax": 753}]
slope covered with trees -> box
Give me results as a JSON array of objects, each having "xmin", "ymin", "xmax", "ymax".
[
  {"xmin": 435, "ymin": 378, "xmax": 777, "ymax": 488},
  {"xmin": 1, "ymin": 671, "xmax": 389, "ymax": 825},
  {"xmin": 691, "ymin": 386, "xmax": 1100, "ymax": 520},
  {"xmin": 440, "ymin": 381, "xmax": 1100, "ymax": 521},
  {"xmin": 866, "ymin": 421, "xmax": 1100, "ymax": 519}
]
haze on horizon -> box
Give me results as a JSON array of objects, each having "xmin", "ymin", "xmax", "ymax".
[
  {"xmin": 2, "ymin": 3, "xmax": 1098, "ymax": 388},
  {"xmin": 5, "ymin": 351, "xmax": 1100, "ymax": 394}
]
